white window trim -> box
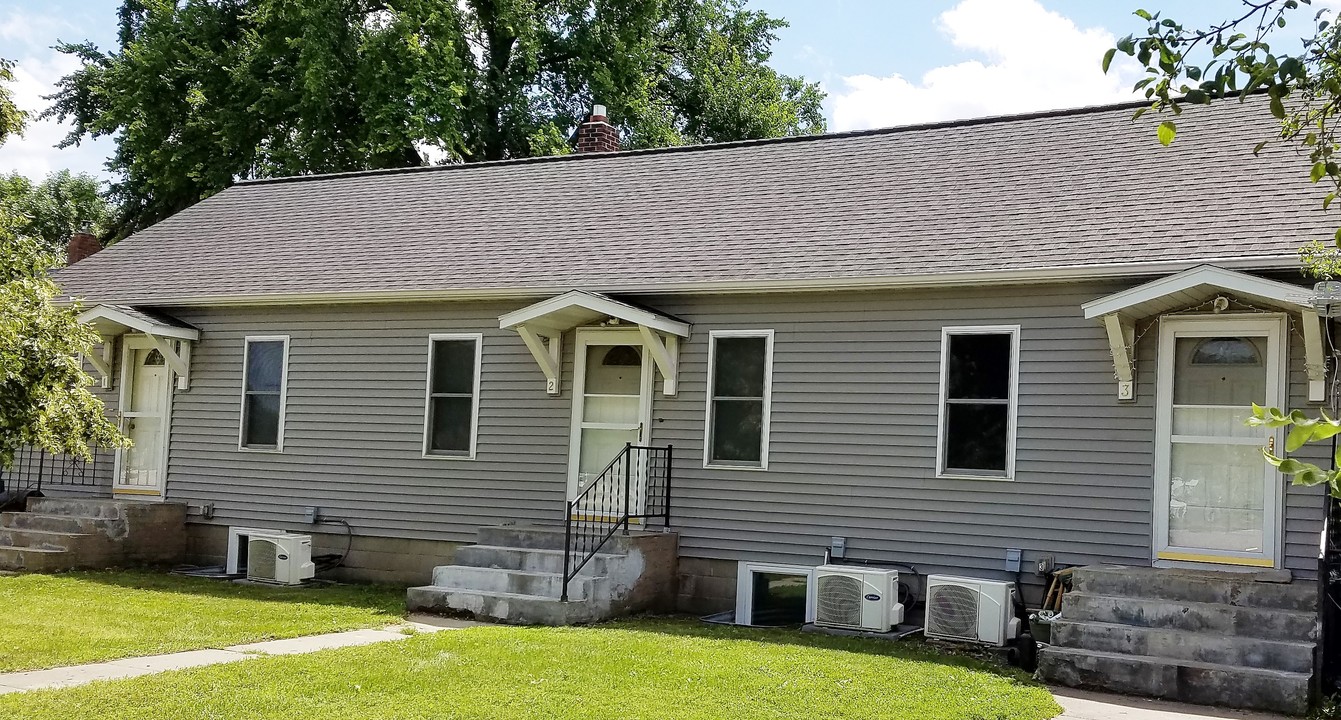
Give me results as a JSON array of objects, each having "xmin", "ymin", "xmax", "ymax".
[
  {"xmin": 734, "ymin": 561, "xmax": 816, "ymax": 625},
  {"xmin": 703, "ymin": 329, "xmax": 774, "ymax": 470},
  {"xmin": 935, "ymin": 325, "xmax": 1020, "ymax": 481},
  {"xmin": 238, "ymin": 335, "xmax": 290, "ymax": 453},
  {"xmin": 422, "ymin": 333, "xmax": 484, "ymax": 460}
]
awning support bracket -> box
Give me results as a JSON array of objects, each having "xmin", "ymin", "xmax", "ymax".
[
  {"xmin": 1102, "ymin": 313, "xmax": 1136, "ymax": 402},
  {"xmin": 146, "ymin": 334, "xmax": 192, "ymax": 390},
  {"xmin": 517, "ymin": 325, "xmax": 563, "ymax": 395},
  {"xmin": 1303, "ymin": 309, "xmax": 1327, "ymax": 404},
  {"xmin": 637, "ymin": 325, "xmax": 679, "ymax": 397}
]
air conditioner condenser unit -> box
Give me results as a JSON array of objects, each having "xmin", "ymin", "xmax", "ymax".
[
  {"xmin": 245, "ymin": 533, "xmax": 315, "ymax": 586},
  {"xmin": 924, "ymin": 575, "xmax": 1019, "ymax": 646},
  {"xmin": 810, "ymin": 565, "xmax": 904, "ymax": 632}
]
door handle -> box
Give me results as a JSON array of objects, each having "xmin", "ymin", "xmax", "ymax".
[{"xmin": 1267, "ymin": 436, "xmax": 1276, "ymax": 455}]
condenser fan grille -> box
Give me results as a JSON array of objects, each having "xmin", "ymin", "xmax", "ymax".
[
  {"xmin": 815, "ymin": 574, "xmax": 864, "ymax": 627},
  {"xmin": 927, "ymin": 583, "xmax": 980, "ymax": 639}
]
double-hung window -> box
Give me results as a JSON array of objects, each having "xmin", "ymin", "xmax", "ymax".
[
  {"xmin": 705, "ymin": 330, "xmax": 774, "ymax": 468},
  {"xmin": 424, "ymin": 334, "xmax": 482, "ymax": 458},
  {"xmin": 937, "ymin": 326, "xmax": 1020, "ymax": 479},
  {"xmin": 240, "ymin": 336, "xmax": 289, "ymax": 451}
]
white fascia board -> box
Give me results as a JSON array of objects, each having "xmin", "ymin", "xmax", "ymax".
[
  {"xmin": 63, "ymin": 254, "xmax": 1300, "ymax": 309},
  {"xmin": 1081, "ymin": 264, "xmax": 1312, "ymax": 320}
]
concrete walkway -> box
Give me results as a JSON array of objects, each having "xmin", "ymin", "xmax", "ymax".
[
  {"xmin": 1052, "ymin": 687, "xmax": 1292, "ymax": 720},
  {"xmin": 0, "ymin": 614, "xmax": 476, "ymax": 694}
]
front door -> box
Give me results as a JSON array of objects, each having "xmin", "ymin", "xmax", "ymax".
[
  {"xmin": 114, "ymin": 336, "xmax": 172, "ymax": 497},
  {"xmin": 1154, "ymin": 316, "xmax": 1285, "ymax": 568},
  {"xmin": 568, "ymin": 329, "xmax": 654, "ymax": 514}
]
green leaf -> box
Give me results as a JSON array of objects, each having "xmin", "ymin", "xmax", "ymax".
[
  {"xmin": 1157, "ymin": 120, "xmax": 1177, "ymax": 146},
  {"xmin": 1313, "ymin": 162, "xmax": 1328, "ymax": 183},
  {"xmin": 1253, "ymin": 140, "xmax": 1269, "ymax": 155},
  {"xmin": 1270, "ymin": 94, "xmax": 1286, "ymax": 119},
  {"xmin": 1102, "ymin": 48, "xmax": 1117, "ymax": 74},
  {"xmin": 1134, "ymin": 9, "xmax": 1153, "ymax": 21},
  {"xmin": 1286, "ymin": 422, "xmax": 1315, "ymax": 452}
]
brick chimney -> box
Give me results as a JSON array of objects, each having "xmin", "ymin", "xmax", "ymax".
[
  {"xmin": 574, "ymin": 104, "xmax": 621, "ymax": 154},
  {"xmin": 66, "ymin": 230, "xmax": 102, "ymax": 266}
]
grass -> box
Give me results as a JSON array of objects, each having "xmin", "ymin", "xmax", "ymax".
[
  {"xmin": 0, "ymin": 618, "xmax": 1062, "ymax": 720},
  {"xmin": 0, "ymin": 571, "xmax": 405, "ymax": 672}
]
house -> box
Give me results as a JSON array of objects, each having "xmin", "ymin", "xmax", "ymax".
[{"xmin": 21, "ymin": 98, "xmax": 1337, "ymax": 713}]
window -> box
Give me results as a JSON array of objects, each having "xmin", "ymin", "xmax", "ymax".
[
  {"xmin": 239, "ymin": 336, "xmax": 289, "ymax": 451},
  {"xmin": 937, "ymin": 326, "xmax": 1019, "ymax": 479},
  {"xmin": 705, "ymin": 330, "xmax": 773, "ymax": 468},
  {"xmin": 734, "ymin": 562, "xmax": 815, "ymax": 626},
  {"xmin": 423, "ymin": 334, "xmax": 482, "ymax": 458}
]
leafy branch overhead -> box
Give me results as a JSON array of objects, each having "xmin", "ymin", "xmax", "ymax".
[
  {"xmin": 48, "ymin": 0, "xmax": 826, "ymax": 241},
  {"xmin": 1248, "ymin": 404, "xmax": 1341, "ymax": 494},
  {"xmin": 1106, "ymin": 0, "xmax": 1341, "ymax": 276}
]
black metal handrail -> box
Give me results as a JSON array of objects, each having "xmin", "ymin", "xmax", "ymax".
[
  {"xmin": 561, "ymin": 443, "xmax": 672, "ymax": 602},
  {"xmin": 0, "ymin": 445, "xmax": 111, "ymax": 497}
]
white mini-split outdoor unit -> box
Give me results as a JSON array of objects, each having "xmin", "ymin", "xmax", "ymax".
[
  {"xmin": 924, "ymin": 575, "xmax": 1019, "ymax": 646},
  {"xmin": 810, "ymin": 565, "xmax": 905, "ymax": 632},
  {"xmin": 226, "ymin": 527, "xmax": 316, "ymax": 586}
]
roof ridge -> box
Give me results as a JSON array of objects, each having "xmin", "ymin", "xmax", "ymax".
[{"xmin": 238, "ymin": 95, "xmax": 1170, "ymax": 187}]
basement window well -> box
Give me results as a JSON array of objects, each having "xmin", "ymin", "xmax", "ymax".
[{"xmin": 735, "ymin": 562, "xmax": 816, "ymax": 626}]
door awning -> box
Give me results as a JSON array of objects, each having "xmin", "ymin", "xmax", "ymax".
[
  {"xmin": 500, "ymin": 290, "xmax": 691, "ymax": 396},
  {"xmin": 1082, "ymin": 265, "xmax": 1324, "ymax": 402},
  {"xmin": 77, "ymin": 304, "xmax": 200, "ymax": 390}
]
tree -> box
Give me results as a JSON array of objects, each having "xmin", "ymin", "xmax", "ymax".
[
  {"xmin": 0, "ymin": 59, "xmax": 23, "ymax": 147},
  {"xmin": 0, "ymin": 61, "xmax": 125, "ymax": 469},
  {"xmin": 47, "ymin": 0, "xmax": 825, "ymax": 240},
  {"xmin": 1108, "ymin": 1, "xmax": 1341, "ymax": 495},
  {"xmin": 0, "ymin": 171, "xmax": 112, "ymax": 254}
]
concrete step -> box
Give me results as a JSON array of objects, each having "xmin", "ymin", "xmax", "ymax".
[
  {"xmin": 1038, "ymin": 645, "xmax": 1310, "ymax": 715},
  {"xmin": 1062, "ymin": 591, "xmax": 1317, "ymax": 642},
  {"xmin": 1074, "ymin": 565, "xmax": 1316, "ymax": 612},
  {"xmin": 406, "ymin": 585, "xmax": 603, "ymax": 626},
  {"xmin": 0, "ymin": 545, "xmax": 73, "ymax": 572},
  {"xmin": 26, "ymin": 498, "xmax": 130, "ymax": 519},
  {"xmin": 1, "ymin": 512, "xmax": 117, "ymax": 534},
  {"xmin": 453, "ymin": 544, "xmax": 623, "ymax": 576},
  {"xmin": 429, "ymin": 565, "xmax": 603, "ymax": 601},
  {"xmin": 0, "ymin": 527, "xmax": 87, "ymax": 552},
  {"xmin": 1050, "ymin": 619, "xmax": 1314, "ymax": 673}
]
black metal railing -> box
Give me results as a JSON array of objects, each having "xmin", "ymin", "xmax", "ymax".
[
  {"xmin": 560, "ymin": 443, "xmax": 672, "ymax": 602},
  {"xmin": 0, "ymin": 445, "xmax": 112, "ymax": 497},
  {"xmin": 1320, "ymin": 492, "xmax": 1341, "ymax": 693}
]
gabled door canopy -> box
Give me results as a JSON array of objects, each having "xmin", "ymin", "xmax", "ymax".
[
  {"xmin": 500, "ymin": 290, "xmax": 691, "ymax": 396},
  {"xmin": 1082, "ymin": 265, "xmax": 1323, "ymax": 402},
  {"xmin": 78, "ymin": 304, "xmax": 200, "ymax": 390}
]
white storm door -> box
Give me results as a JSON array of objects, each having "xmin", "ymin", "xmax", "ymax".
[
  {"xmin": 113, "ymin": 337, "xmax": 172, "ymax": 497},
  {"xmin": 567, "ymin": 329, "xmax": 654, "ymax": 515},
  {"xmin": 1153, "ymin": 316, "xmax": 1285, "ymax": 568}
]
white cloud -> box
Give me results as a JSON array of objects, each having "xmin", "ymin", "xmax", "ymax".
[
  {"xmin": 0, "ymin": 10, "xmax": 115, "ymax": 181},
  {"xmin": 830, "ymin": 0, "xmax": 1140, "ymax": 131}
]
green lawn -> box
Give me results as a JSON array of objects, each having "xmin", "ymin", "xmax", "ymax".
[
  {"xmin": 0, "ymin": 571, "xmax": 405, "ymax": 672},
  {"xmin": 0, "ymin": 619, "xmax": 1062, "ymax": 720}
]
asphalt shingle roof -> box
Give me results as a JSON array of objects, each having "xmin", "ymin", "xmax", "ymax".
[{"xmin": 54, "ymin": 97, "xmax": 1332, "ymax": 306}]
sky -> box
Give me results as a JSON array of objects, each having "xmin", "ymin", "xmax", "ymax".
[{"xmin": 0, "ymin": 0, "xmax": 1306, "ymax": 182}]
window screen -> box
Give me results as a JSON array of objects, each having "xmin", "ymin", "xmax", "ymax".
[
  {"xmin": 242, "ymin": 339, "xmax": 286, "ymax": 449},
  {"xmin": 708, "ymin": 334, "xmax": 770, "ymax": 466},
  {"xmin": 427, "ymin": 337, "xmax": 479, "ymax": 455},
  {"xmin": 941, "ymin": 331, "xmax": 1015, "ymax": 476}
]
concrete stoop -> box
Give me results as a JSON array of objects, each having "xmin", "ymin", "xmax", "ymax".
[
  {"xmin": 407, "ymin": 525, "xmax": 677, "ymax": 625},
  {"xmin": 1037, "ymin": 565, "xmax": 1317, "ymax": 716},
  {"xmin": 0, "ymin": 497, "xmax": 186, "ymax": 571}
]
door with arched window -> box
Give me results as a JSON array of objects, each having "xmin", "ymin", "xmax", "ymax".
[
  {"xmin": 567, "ymin": 328, "xmax": 654, "ymax": 516},
  {"xmin": 114, "ymin": 335, "xmax": 172, "ymax": 497},
  {"xmin": 1153, "ymin": 316, "xmax": 1285, "ymax": 568}
]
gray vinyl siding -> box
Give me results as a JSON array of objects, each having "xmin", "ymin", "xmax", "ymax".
[{"xmin": 149, "ymin": 281, "xmax": 1325, "ymax": 584}]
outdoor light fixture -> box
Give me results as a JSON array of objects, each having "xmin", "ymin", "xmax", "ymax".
[{"xmin": 1313, "ymin": 281, "xmax": 1341, "ymax": 317}]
